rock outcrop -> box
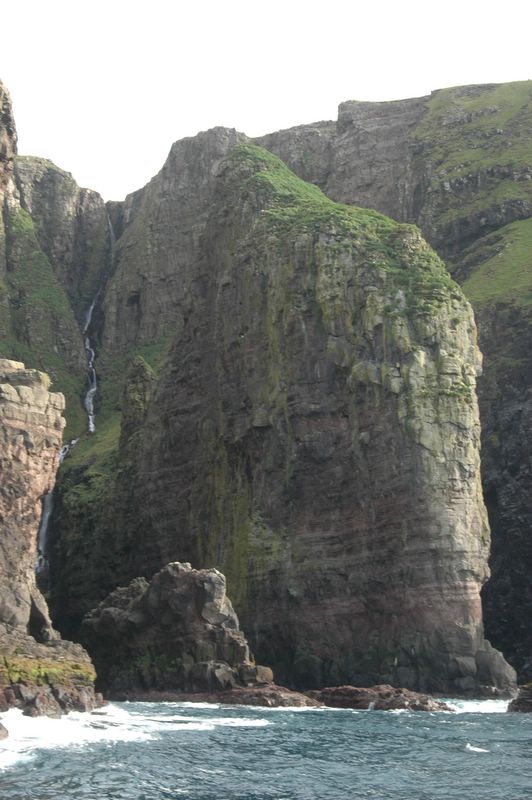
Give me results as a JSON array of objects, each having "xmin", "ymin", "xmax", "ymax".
[
  {"xmin": 306, "ymin": 684, "xmax": 451, "ymax": 712},
  {"xmin": 81, "ymin": 561, "xmax": 272, "ymax": 694},
  {"xmin": 0, "ymin": 359, "xmax": 99, "ymax": 719},
  {"xmin": 256, "ymin": 82, "xmax": 532, "ymax": 682}
]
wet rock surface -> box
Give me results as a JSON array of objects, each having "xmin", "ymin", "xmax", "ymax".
[{"xmin": 507, "ymin": 683, "xmax": 532, "ymax": 712}]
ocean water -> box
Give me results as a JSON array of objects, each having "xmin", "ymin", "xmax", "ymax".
[{"xmin": 0, "ymin": 699, "xmax": 531, "ymax": 799}]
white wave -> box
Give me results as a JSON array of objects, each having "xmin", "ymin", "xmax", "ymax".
[
  {"xmin": 133, "ymin": 701, "xmax": 221, "ymax": 709},
  {"xmin": 0, "ymin": 703, "xmax": 271, "ymax": 771},
  {"xmin": 209, "ymin": 718, "xmax": 270, "ymax": 727},
  {"xmin": 0, "ymin": 704, "xmax": 152, "ymax": 771},
  {"xmin": 466, "ymin": 742, "xmax": 490, "ymax": 753},
  {"xmin": 445, "ymin": 698, "xmax": 509, "ymax": 714}
]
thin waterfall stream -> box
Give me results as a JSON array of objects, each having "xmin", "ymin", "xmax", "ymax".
[
  {"xmin": 83, "ymin": 297, "xmax": 98, "ymax": 434},
  {"xmin": 35, "ymin": 212, "xmax": 116, "ymax": 584},
  {"xmin": 35, "ymin": 439, "xmax": 78, "ymax": 588}
]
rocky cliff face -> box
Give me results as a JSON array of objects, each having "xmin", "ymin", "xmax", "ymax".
[
  {"xmin": 257, "ymin": 81, "xmax": 532, "ymax": 681},
  {"xmin": 0, "ymin": 359, "xmax": 98, "ymax": 717},
  {"xmin": 101, "ymin": 126, "xmax": 245, "ymax": 355},
  {"xmin": 0, "ymin": 359, "xmax": 63, "ymax": 634},
  {"xmin": 0, "ymin": 82, "xmax": 16, "ymax": 193},
  {"xmin": 1, "ymin": 77, "xmax": 524, "ymax": 694},
  {"xmin": 14, "ymin": 156, "xmax": 112, "ymax": 321},
  {"xmin": 49, "ymin": 141, "xmax": 514, "ymax": 696},
  {"xmin": 0, "ymin": 81, "xmax": 88, "ymax": 437}
]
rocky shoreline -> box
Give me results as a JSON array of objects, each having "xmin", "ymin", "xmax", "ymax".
[{"xmin": 109, "ymin": 682, "xmax": 451, "ymax": 712}]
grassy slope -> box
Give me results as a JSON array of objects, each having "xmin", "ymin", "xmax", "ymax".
[
  {"xmin": 413, "ymin": 81, "xmax": 532, "ymax": 313},
  {"xmin": 462, "ymin": 218, "xmax": 532, "ymax": 310}
]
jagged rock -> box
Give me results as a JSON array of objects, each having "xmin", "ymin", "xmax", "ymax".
[
  {"xmin": 507, "ymin": 683, "xmax": 532, "ymax": 712},
  {"xmin": 81, "ymin": 562, "xmax": 272, "ymax": 694},
  {"xmin": 306, "ymin": 684, "xmax": 451, "ymax": 712},
  {"xmin": 0, "ymin": 722, "xmax": 8, "ymax": 739}
]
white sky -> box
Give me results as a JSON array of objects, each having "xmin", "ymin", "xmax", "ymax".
[{"xmin": 2, "ymin": 0, "xmax": 531, "ymax": 200}]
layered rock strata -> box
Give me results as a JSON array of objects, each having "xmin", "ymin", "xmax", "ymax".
[
  {"xmin": 256, "ymin": 82, "xmax": 532, "ymax": 679},
  {"xmin": 2, "ymin": 77, "xmax": 523, "ymax": 694},
  {"xmin": 81, "ymin": 561, "xmax": 273, "ymax": 694},
  {"xmin": 0, "ymin": 359, "xmax": 99, "ymax": 719},
  {"xmin": 54, "ymin": 142, "xmax": 515, "ymax": 696}
]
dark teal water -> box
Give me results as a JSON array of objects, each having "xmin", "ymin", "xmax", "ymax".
[{"xmin": 1, "ymin": 700, "xmax": 531, "ymax": 799}]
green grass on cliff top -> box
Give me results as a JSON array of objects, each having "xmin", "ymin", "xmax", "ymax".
[
  {"xmin": 229, "ymin": 144, "xmax": 461, "ymax": 308},
  {"xmin": 415, "ymin": 80, "xmax": 532, "ymax": 177},
  {"xmin": 231, "ymin": 143, "xmax": 398, "ymax": 239},
  {"xmin": 462, "ymin": 217, "xmax": 532, "ymax": 309}
]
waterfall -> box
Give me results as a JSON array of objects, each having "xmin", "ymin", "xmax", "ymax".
[
  {"xmin": 35, "ymin": 492, "xmax": 53, "ymax": 586},
  {"xmin": 83, "ymin": 298, "xmax": 98, "ymax": 434},
  {"xmin": 35, "ymin": 215, "xmax": 115, "ymax": 585},
  {"xmin": 107, "ymin": 211, "xmax": 116, "ymax": 250},
  {"xmin": 35, "ymin": 439, "xmax": 78, "ymax": 587},
  {"xmin": 81, "ymin": 214, "xmax": 115, "ymax": 434}
]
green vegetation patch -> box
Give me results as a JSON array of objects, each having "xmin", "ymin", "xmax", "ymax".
[
  {"xmin": 228, "ymin": 144, "xmax": 463, "ymax": 317},
  {"xmin": 462, "ymin": 218, "xmax": 532, "ymax": 308},
  {"xmin": 415, "ymin": 81, "xmax": 532, "ymax": 178},
  {"xmin": 0, "ymin": 655, "xmax": 95, "ymax": 686},
  {"xmin": 230, "ymin": 144, "xmax": 398, "ymax": 241}
]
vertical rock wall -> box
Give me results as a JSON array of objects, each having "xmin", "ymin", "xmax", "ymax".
[{"xmin": 81, "ymin": 145, "xmax": 514, "ymax": 695}]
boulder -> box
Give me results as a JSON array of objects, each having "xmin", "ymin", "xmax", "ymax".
[{"xmin": 82, "ymin": 561, "xmax": 273, "ymax": 695}]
